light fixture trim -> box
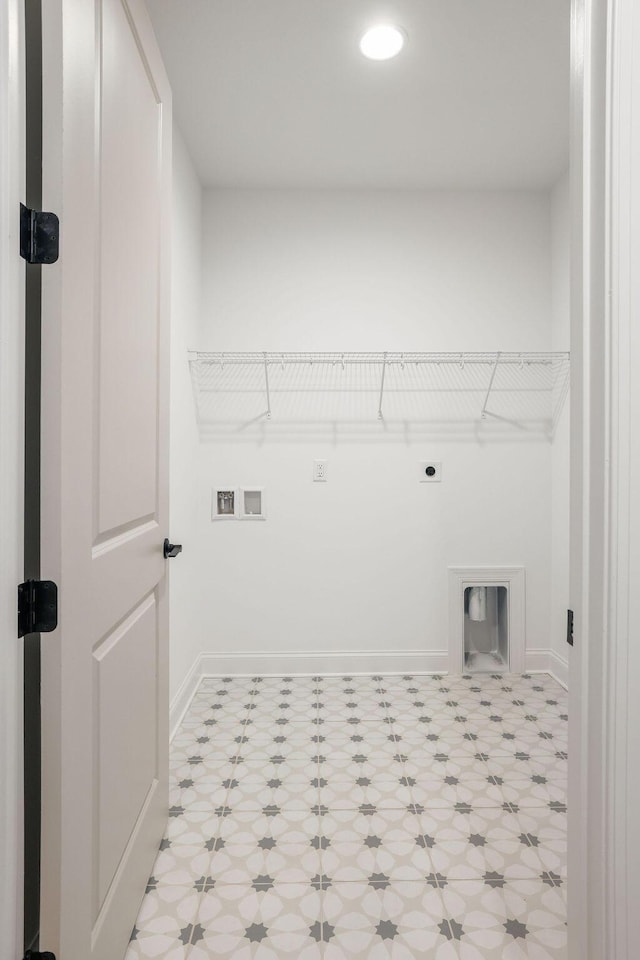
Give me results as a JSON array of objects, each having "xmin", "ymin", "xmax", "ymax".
[{"xmin": 359, "ymin": 24, "xmax": 406, "ymax": 61}]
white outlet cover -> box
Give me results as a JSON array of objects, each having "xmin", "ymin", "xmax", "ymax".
[
  {"xmin": 418, "ymin": 461, "xmax": 442, "ymax": 482},
  {"xmin": 313, "ymin": 460, "xmax": 328, "ymax": 482}
]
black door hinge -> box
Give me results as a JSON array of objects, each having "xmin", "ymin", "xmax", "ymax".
[
  {"xmin": 20, "ymin": 202, "xmax": 59, "ymax": 264},
  {"xmin": 567, "ymin": 609, "xmax": 574, "ymax": 647},
  {"xmin": 24, "ymin": 951, "xmax": 57, "ymax": 960},
  {"xmin": 18, "ymin": 580, "xmax": 58, "ymax": 638}
]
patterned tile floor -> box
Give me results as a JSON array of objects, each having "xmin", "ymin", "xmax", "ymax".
[{"xmin": 127, "ymin": 672, "xmax": 567, "ymax": 959}]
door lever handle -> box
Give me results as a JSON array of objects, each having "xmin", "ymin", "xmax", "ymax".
[{"xmin": 163, "ymin": 538, "xmax": 183, "ymax": 559}]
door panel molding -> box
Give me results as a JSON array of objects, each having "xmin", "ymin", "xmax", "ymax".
[{"xmin": 92, "ymin": 515, "xmax": 158, "ymax": 556}]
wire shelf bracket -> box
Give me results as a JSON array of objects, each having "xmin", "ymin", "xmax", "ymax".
[
  {"xmin": 481, "ymin": 351, "xmax": 502, "ymax": 420},
  {"xmin": 263, "ymin": 352, "xmax": 271, "ymax": 419},
  {"xmin": 377, "ymin": 352, "xmax": 388, "ymax": 420}
]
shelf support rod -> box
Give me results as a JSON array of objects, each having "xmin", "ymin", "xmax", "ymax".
[
  {"xmin": 378, "ymin": 352, "xmax": 388, "ymax": 420},
  {"xmin": 263, "ymin": 352, "xmax": 271, "ymax": 419},
  {"xmin": 481, "ymin": 351, "xmax": 501, "ymax": 419}
]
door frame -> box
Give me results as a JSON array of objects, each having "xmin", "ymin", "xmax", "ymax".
[
  {"xmin": 0, "ymin": 0, "xmax": 26, "ymax": 957},
  {"xmin": 568, "ymin": 0, "xmax": 640, "ymax": 957}
]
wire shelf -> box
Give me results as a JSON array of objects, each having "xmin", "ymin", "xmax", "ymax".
[{"xmin": 189, "ymin": 351, "xmax": 570, "ymax": 436}]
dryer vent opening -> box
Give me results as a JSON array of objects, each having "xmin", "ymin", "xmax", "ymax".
[{"xmin": 463, "ymin": 585, "xmax": 509, "ymax": 672}]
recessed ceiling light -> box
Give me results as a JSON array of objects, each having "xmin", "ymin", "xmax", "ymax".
[{"xmin": 359, "ymin": 24, "xmax": 406, "ymax": 61}]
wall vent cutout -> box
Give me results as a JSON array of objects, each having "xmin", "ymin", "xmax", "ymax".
[{"xmin": 448, "ymin": 566, "xmax": 525, "ymax": 674}]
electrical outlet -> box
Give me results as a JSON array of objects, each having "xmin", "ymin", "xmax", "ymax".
[
  {"xmin": 313, "ymin": 460, "xmax": 328, "ymax": 482},
  {"xmin": 418, "ymin": 461, "xmax": 442, "ymax": 482}
]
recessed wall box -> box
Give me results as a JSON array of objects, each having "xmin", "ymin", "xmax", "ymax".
[
  {"xmin": 212, "ymin": 489, "xmax": 237, "ymax": 520},
  {"xmin": 463, "ymin": 585, "xmax": 509, "ymax": 673},
  {"xmin": 240, "ymin": 488, "xmax": 266, "ymax": 520},
  {"xmin": 448, "ymin": 566, "xmax": 526, "ymax": 674}
]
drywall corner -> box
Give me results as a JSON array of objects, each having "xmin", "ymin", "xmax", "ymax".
[
  {"xmin": 550, "ymin": 169, "xmax": 571, "ymax": 671},
  {"xmin": 169, "ymin": 123, "xmax": 203, "ymax": 701}
]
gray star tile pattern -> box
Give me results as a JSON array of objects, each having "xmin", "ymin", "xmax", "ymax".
[{"xmin": 127, "ymin": 672, "xmax": 567, "ymax": 959}]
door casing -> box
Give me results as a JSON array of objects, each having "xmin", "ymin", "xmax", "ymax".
[
  {"xmin": 0, "ymin": 1, "xmax": 26, "ymax": 958},
  {"xmin": 568, "ymin": 1, "xmax": 640, "ymax": 958}
]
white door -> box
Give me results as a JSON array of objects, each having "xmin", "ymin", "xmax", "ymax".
[{"xmin": 39, "ymin": 2, "xmax": 172, "ymax": 957}]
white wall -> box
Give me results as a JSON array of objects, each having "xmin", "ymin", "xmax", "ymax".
[
  {"xmin": 550, "ymin": 171, "xmax": 571, "ymax": 673},
  {"xmin": 200, "ymin": 189, "xmax": 552, "ymax": 352},
  {"xmin": 187, "ymin": 188, "xmax": 559, "ymax": 667},
  {"xmin": 195, "ymin": 440, "xmax": 552, "ymax": 663},
  {"xmin": 168, "ymin": 125, "xmax": 202, "ymax": 697}
]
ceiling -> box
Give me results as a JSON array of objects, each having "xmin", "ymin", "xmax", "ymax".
[{"xmin": 147, "ymin": 0, "xmax": 570, "ymax": 190}]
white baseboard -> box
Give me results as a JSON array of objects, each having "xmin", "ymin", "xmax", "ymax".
[
  {"xmin": 525, "ymin": 649, "xmax": 552, "ymax": 674},
  {"xmin": 548, "ymin": 649, "xmax": 569, "ymax": 689},
  {"xmin": 525, "ymin": 648, "xmax": 569, "ymax": 689},
  {"xmin": 199, "ymin": 649, "xmax": 450, "ymax": 678},
  {"xmin": 169, "ymin": 655, "xmax": 204, "ymax": 739}
]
